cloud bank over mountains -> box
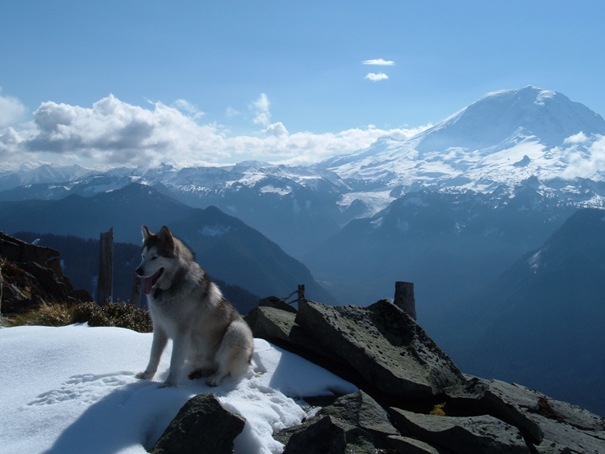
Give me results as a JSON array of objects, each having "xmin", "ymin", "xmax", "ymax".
[{"xmin": 0, "ymin": 91, "xmax": 424, "ymax": 170}]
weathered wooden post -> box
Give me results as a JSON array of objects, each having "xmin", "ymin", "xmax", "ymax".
[
  {"xmin": 394, "ymin": 281, "xmax": 416, "ymax": 320},
  {"xmin": 297, "ymin": 284, "xmax": 305, "ymax": 306},
  {"xmin": 96, "ymin": 228, "xmax": 114, "ymax": 305},
  {"xmin": 0, "ymin": 259, "xmax": 4, "ymax": 317},
  {"xmin": 130, "ymin": 274, "xmax": 142, "ymax": 307}
]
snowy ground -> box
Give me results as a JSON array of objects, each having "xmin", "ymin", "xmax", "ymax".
[{"xmin": 0, "ymin": 324, "xmax": 357, "ymax": 454}]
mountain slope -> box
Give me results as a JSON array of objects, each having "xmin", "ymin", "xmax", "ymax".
[
  {"xmin": 305, "ymin": 189, "xmax": 576, "ymax": 313},
  {"xmin": 417, "ymin": 86, "xmax": 605, "ymax": 151},
  {"xmin": 0, "ymin": 184, "xmax": 337, "ymax": 305},
  {"xmin": 439, "ymin": 208, "xmax": 605, "ymax": 415},
  {"xmin": 322, "ymin": 86, "xmax": 605, "ymax": 199}
]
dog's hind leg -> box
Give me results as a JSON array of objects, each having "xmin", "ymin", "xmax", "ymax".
[
  {"xmin": 206, "ymin": 321, "xmax": 253, "ymax": 387},
  {"xmin": 136, "ymin": 327, "xmax": 168, "ymax": 380}
]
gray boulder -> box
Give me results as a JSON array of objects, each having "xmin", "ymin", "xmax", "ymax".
[
  {"xmin": 231, "ymin": 297, "xmax": 605, "ymax": 453},
  {"xmin": 294, "ymin": 299, "xmax": 465, "ymax": 398},
  {"xmin": 151, "ymin": 393, "xmax": 245, "ymax": 454},
  {"xmin": 445, "ymin": 377, "xmax": 605, "ymax": 453},
  {"xmin": 279, "ymin": 391, "xmax": 402, "ymax": 453},
  {"xmin": 247, "ymin": 299, "xmax": 466, "ymax": 400},
  {"xmin": 389, "ymin": 407, "xmax": 529, "ymax": 453}
]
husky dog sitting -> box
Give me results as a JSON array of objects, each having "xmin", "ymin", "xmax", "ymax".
[{"xmin": 135, "ymin": 225, "xmax": 254, "ymax": 387}]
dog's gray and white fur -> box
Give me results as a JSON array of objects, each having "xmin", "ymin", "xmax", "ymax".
[{"xmin": 135, "ymin": 225, "xmax": 253, "ymax": 387}]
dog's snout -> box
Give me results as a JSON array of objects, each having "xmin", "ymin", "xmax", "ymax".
[{"xmin": 136, "ymin": 266, "xmax": 144, "ymax": 277}]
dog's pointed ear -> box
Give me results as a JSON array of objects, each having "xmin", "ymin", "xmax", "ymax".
[
  {"xmin": 141, "ymin": 225, "xmax": 153, "ymax": 241},
  {"xmin": 158, "ymin": 226, "xmax": 175, "ymax": 249}
]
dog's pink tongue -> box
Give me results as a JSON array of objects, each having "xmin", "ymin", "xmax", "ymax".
[
  {"xmin": 143, "ymin": 277, "xmax": 154, "ymax": 295},
  {"xmin": 143, "ymin": 269, "xmax": 161, "ymax": 295}
]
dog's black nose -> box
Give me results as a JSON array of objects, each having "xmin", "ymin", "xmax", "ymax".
[{"xmin": 136, "ymin": 267, "xmax": 144, "ymax": 276}]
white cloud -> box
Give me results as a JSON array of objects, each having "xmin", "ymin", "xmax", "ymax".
[
  {"xmin": 226, "ymin": 106, "xmax": 240, "ymax": 118},
  {"xmin": 562, "ymin": 135, "xmax": 605, "ymax": 179},
  {"xmin": 173, "ymin": 99, "xmax": 204, "ymax": 119},
  {"xmin": 264, "ymin": 121, "xmax": 288, "ymax": 137},
  {"xmin": 365, "ymin": 73, "xmax": 389, "ymax": 82},
  {"xmin": 362, "ymin": 58, "xmax": 395, "ymax": 66},
  {"xmin": 0, "ymin": 93, "xmax": 429, "ymax": 170},
  {"xmin": 563, "ymin": 131, "xmax": 588, "ymax": 144},
  {"xmin": 251, "ymin": 93, "xmax": 271, "ymax": 127},
  {"xmin": 0, "ymin": 92, "xmax": 27, "ymax": 128}
]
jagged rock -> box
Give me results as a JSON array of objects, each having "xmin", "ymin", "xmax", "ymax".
[
  {"xmin": 258, "ymin": 295, "xmax": 297, "ymax": 313},
  {"xmin": 244, "ymin": 304, "xmax": 341, "ymax": 370},
  {"xmin": 282, "ymin": 416, "xmax": 344, "ymax": 454},
  {"xmin": 385, "ymin": 435, "xmax": 443, "ymax": 454},
  {"xmin": 389, "ymin": 407, "xmax": 529, "ymax": 453},
  {"xmin": 245, "ymin": 305, "xmax": 297, "ymax": 343},
  {"xmin": 180, "ymin": 297, "xmax": 605, "ymax": 453},
  {"xmin": 279, "ymin": 391, "xmax": 397, "ymax": 453},
  {"xmin": 294, "ymin": 299, "xmax": 465, "ymax": 399},
  {"xmin": 445, "ymin": 377, "xmax": 605, "ymax": 453},
  {"xmin": 151, "ymin": 393, "xmax": 245, "ymax": 454},
  {"xmin": 0, "ymin": 232, "xmax": 63, "ymax": 276},
  {"xmin": 320, "ymin": 390, "xmax": 399, "ymax": 439},
  {"xmin": 0, "ymin": 232, "xmax": 91, "ymax": 313}
]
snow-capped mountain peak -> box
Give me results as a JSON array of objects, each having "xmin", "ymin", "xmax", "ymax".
[
  {"xmin": 416, "ymin": 86, "xmax": 605, "ymax": 153},
  {"xmin": 322, "ymin": 86, "xmax": 605, "ymax": 199}
]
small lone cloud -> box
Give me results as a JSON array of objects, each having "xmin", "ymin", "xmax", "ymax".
[
  {"xmin": 365, "ymin": 73, "xmax": 389, "ymax": 82},
  {"xmin": 362, "ymin": 58, "xmax": 395, "ymax": 66},
  {"xmin": 251, "ymin": 93, "xmax": 271, "ymax": 127}
]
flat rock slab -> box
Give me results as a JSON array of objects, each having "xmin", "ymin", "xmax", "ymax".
[
  {"xmin": 445, "ymin": 377, "xmax": 605, "ymax": 453},
  {"xmin": 295, "ymin": 299, "xmax": 465, "ymax": 398},
  {"xmin": 389, "ymin": 407, "xmax": 529, "ymax": 454}
]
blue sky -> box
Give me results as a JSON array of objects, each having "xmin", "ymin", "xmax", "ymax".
[{"xmin": 1, "ymin": 1, "xmax": 604, "ymax": 169}]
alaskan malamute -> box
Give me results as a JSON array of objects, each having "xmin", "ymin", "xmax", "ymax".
[{"xmin": 135, "ymin": 225, "xmax": 254, "ymax": 387}]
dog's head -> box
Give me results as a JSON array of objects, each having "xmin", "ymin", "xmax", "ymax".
[{"xmin": 136, "ymin": 225, "xmax": 175, "ymax": 294}]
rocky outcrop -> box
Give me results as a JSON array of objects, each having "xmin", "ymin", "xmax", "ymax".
[
  {"xmin": 445, "ymin": 377, "xmax": 605, "ymax": 453},
  {"xmin": 0, "ymin": 232, "xmax": 92, "ymax": 314},
  {"xmin": 151, "ymin": 393, "xmax": 245, "ymax": 454},
  {"xmin": 388, "ymin": 408, "xmax": 529, "ymax": 453},
  {"xmin": 245, "ymin": 298, "xmax": 605, "ymax": 453},
  {"xmin": 157, "ymin": 296, "xmax": 605, "ymax": 453},
  {"xmin": 247, "ymin": 299, "xmax": 465, "ymax": 403}
]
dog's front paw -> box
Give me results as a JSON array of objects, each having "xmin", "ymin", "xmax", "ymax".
[
  {"xmin": 136, "ymin": 371, "xmax": 154, "ymax": 380},
  {"xmin": 205, "ymin": 372, "xmax": 226, "ymax": 387},
  {"xmin": 159, "ymin": 380, "xmax": 176, "ymax": 388}
]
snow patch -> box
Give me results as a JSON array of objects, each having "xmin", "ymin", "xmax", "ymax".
[
  {"xmin": 528, "ymin": 250, "xmax": 542, "ymax": 273},
  {"xmin": 0, "ymin": 325, "xmax": 357, "ymax": 454},
  {"xmin": 259, "ymin": 185, "xmax": 292, "ymax": 196},
  {"xmin": 199, "ymin": 224, "xmax": 231, "ymax": 237}
]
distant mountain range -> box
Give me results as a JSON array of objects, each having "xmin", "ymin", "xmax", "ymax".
[
  {"xmin": 437, "ymin": 208, "xmax": 605, "ymax": 416},
  {"xmin": 2, "ymin": 86, "xmax": 605, "ymax": 413},
  {"xmin": 0, "ymin": 184, "xmax": 337, "ymax": 306},
  {"xmin": 2, "ymin": 86, "xmax": 605, "ymax": 260}
]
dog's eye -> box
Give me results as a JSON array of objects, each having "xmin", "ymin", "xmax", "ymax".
[{"xmin": 151, "ymin": 256, "xmax": 158, "ymax": 261}]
